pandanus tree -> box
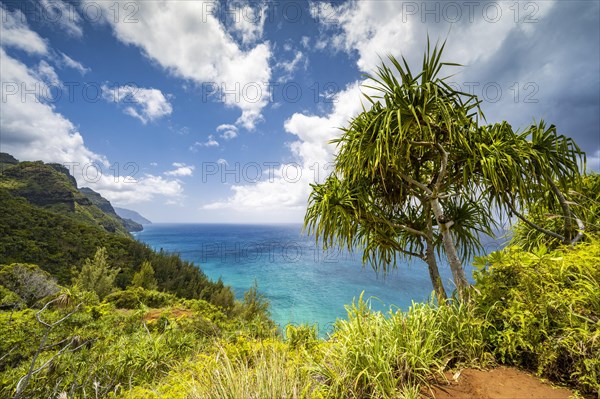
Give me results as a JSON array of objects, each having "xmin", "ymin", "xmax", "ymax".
[{"xmin": 304, "ymin": 40, "xmax": 585, "ymax": 302}]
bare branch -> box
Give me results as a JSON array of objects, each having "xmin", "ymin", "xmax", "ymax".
[
  {"xmin": 390, "ymin": 222, "xmax": 428, "ymax": 238},
  {"xmin": 398, "ymin": 171, "xmax": 433, "ymax": 195},
  {"xmin": 29, "ymin": 339, "xmax": 75, "ymax": 376},
  {"xmin": 409, "ymin": 141, "xmax": 436, "ymax": 147},
  {"xmin": 508, "ymin": 202, "xmax": 565, "ymax": 241},
  {"xmin": 571, "ymin": 217, "xmax": 585, "ymax": 246},
  {"xmin": 396, "ymin": 247, "xmax": 426, "ymax": 261},
  {"xmin": 0, "ymin": 346, "xmax": 17, "ymax": 363},
  {"xmin": 433, "ymin": 142, "xmax": 449, "ymax": 189},
  {"xmin": 14, "ymin": 301, "xmax": 81, "ymax": 399},
  {"xmin": 36, "ymin": 302, "xmax": 81, "ymax": 328}
]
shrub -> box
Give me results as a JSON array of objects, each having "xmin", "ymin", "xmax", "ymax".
[
  {"xmin": 285, "ymin": 324, "xmax": 318, "ymax": 351},
  {"xmin": 72, "ymin": 247, "xmax": 119, "ymax": 300},
  {"xmin": 0, "ymin": 285, "xmax": 23, "ymax": 309},
  {"xmin": 0, "ymin": 263, "xmax": 59, "ymax": 306},
  {"xmin": 104, "ymin": 287, "xmax": 177, "ymax": 309},
  {"xmin": 131, "ymin": 261, "xmax": 158, "ymax": 290},
  {"xmin": 472, "ymin": 237, "xmax": 600, "ymax": 394}
]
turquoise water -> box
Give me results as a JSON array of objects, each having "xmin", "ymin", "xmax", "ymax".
[{"xmin": 135, "ymin": 223, "xmax": 504, "ymax": 336}]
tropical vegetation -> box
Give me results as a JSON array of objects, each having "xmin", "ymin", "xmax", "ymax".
[{"xmin": 304, "ymin": 40, "xmax": 587, "ymax": 301}]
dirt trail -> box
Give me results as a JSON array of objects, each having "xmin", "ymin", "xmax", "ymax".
[{"xmin": 425, "ymin": 366, "xmax": 576, "ymax": 399}]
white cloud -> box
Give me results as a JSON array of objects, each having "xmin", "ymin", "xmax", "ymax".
[
  {"xmin": 0, "ymin": 47, "xmax": 184, "ymax": 206},
  {"xmin": 40, "ymin": 0, "xmax": 83, "ymax": 37},
  {"xmin": 164, "ymin": 163, "xmax": 195, "ymax": 177},
  {"xmin": 217, "ymin": 158, "xmax": 228, "ymax": 166},
  {"xmin": 88, "ymin": 0, "xmax": 272, "ymax": 130},
  {"xmin": 275, "ymin": 50, "xmax": 306, "ymax": 82},
  {"xmin": 0, "ymin": 48, "xmax": 101, "ymax": 166},
  {"xmin": 202, "ymin": 82, "xmax": 372, "ymax": 214},
  {"xmin": 102, "ymin": 85, "xmax": 173, "ymax": 124},
  {"xmin": 92, "ymin": 174, "xmax": 184, "ymax": 205},
  {"xmin": 216, "ymin": 124, "xmax": 238, "ymax": 140},
  {"xmin": 190, "ymin": 135, "xmax": 219, "ymax": 151},
  {"xmin": 204, "ymin": 0, "xmax": 568, "ymax": 219},
  {"xmin": 300, "ymin": 36, "xmax": 310, "ymax": 49},
  {"xmin": 202, "ymin": 174, "xmax": 309, "ymax": 212},
  {"xmin": 35, "ymin": 60, "xmax": 61, "ymax": 86},
  {"xmin": 0, "ymin": 5, "xmax": 48, "ymax": 55},
  {"xmin": 59, "ymin": 52, "xmax": 90, "ymax": 74},
  {"xmin": 229, "ymin": 2, "xmax": 268, "ymax": 45},
  {"xmin": 312, "ymin": 0, "xmax": 556, "ymax": 73}
]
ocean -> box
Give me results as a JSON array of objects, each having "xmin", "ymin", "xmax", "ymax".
[{"xmin": 135, "ymin": 223, "xmax": 505, "ymax": 336}]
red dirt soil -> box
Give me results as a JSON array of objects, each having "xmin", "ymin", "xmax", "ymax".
[
  {"xmin": 143, "ymin": 307, "xmax": 193, "ymax": 322},
  {"xmin": 425, "ymin": 366, "xmax": 576, "ymax": 399}
]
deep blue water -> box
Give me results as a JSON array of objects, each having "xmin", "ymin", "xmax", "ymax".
[{"xmin": 135, "ymin": 223, "xmax": 505, "ymax": 336}]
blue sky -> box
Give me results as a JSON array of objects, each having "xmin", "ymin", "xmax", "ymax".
[{"xmin": 1, "ymin": 0, "xmax": 599, "ymax": 223}]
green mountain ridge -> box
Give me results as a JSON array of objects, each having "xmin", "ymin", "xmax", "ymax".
[
  {"xmin": 0, "ymin": 153, "xmax": 141, "ymax": 234},
  {"xmin": 114, "ymin": 206, "xmax": 152, "ymax": 225},
  {"xmin": 0, "ymin": 153, "xmax": 233, "ymax": 304},
  {"xmin": 79, "ymin": 187, "xmax": 144, "ymax": 232}
]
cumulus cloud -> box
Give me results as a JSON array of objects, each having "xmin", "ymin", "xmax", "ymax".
[
  {"xmin": 165, "ymin": 163, "xmax": 195, "ymax": 177},
  {"xmin": 91, "ymin": 174, "xmax": 184, "ymax": 205},
  {"xmin": 216, "ymin": 124, "xmax": 238, "ymax": 140},
  {"xmin": 204, "ymin": 0, "xmax": 600, "ymax": 217},
  {"xmin": 202, "ymin": 82, "xmax": 373, "ymax": 213},
  {"xmin": 35, "ymin": 60, "xmax": 61, "ymax": 86},
  {"xmin": 229, "ymin": 2, "xmax": 268, "ymax": 45},
  {"xmin": 87, "ymin": 0, "xmax": 272, "ymax": 130},
  {"xmin": 0, "ymin": 16, "xmax": 184, "ymax": 206},
  {"xmin": 0, "ymin": 5, "xmax": 48, "ymax": 55},
  {"xmin": 190, "ymin": 135, "xmax": 219, "ymax": 151},
  {"xmin": 102, "ymin": 85, "xmax": 173, "ymax": 124},
  {"xmin": 0, "ymin": 48, "xmax": 102, "ymax": 166}
]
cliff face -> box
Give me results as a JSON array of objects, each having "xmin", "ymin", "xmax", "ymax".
[
  {"xmin": 1, "ymin": 161, "xmax": 83, "ymax": 211},
  {"xmin": 0, "ymin": 155, "xmax": 141, "ymax": 234},
  {"xmin": 80, "ymin": 188, "xmax": 144, "ymax": 232},
  {"xmin": 114, "ymin": 207, "xmax": 152, "ymax": 225},
  {"xmin": 79, "ymin": 187, "xmax": 117, "ymax": 214}
]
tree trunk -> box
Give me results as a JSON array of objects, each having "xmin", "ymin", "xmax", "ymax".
[
  {"xmin": 547, "ymin": 178, "xmax": 575, "ymax": 244},
  {"xmin": 425, "ymin": 237, "xmax": 447, "ymax": 302},
  {"xmin": 430, "ymin": 197, "xmax": 470, "ymax": 301}
]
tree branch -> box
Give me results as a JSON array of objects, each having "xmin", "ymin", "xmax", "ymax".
[
  {"xmin": 548, "ymin": 177, "xmax": 573, "ymax": 244},
  {"xmin": 397, "ymin": 171, "xmax": 433, "ymax": 195},
  {"xmin": 390, "ymin": 222, "xmax": 428, "ymax": 238},
  {"xmin": 508, "ymin": 202, "xmax": 565, "ymax": 241},
  {"xmin": 396, "ymin": 247, "xmax": 426, "ymax": 261},
  {"xmin": 571, "ymin": 216, "xmax": 585, "ymax": 246},
  {"xmin": 433, "ymin": 142, "xmax": 449, "ymax": 189},
  {"xmin": 36, "ymin": 302, "xmax": 81, "ymax": 328},
  {"xmin": 14, "ymin": 301, "xmax": 81, "ymax": 399}
]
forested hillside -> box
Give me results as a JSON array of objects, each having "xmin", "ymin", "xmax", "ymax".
[{"xmin": 0, "ymin": 154, "xmax": 234, "ymax": 303}]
